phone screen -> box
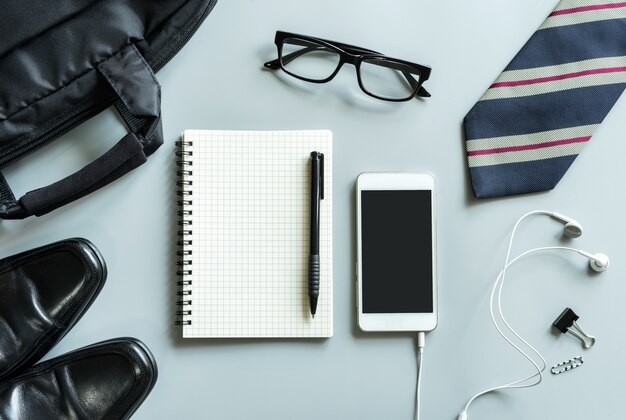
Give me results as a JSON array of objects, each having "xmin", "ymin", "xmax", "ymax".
[{"xmin": 361, "ymin": 190, "xmax": 433, "ymax": 313}]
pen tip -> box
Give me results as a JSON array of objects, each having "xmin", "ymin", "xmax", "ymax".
[{"xmin": 312, "ymin": 314, "xmax": 315, "ymax": 319}]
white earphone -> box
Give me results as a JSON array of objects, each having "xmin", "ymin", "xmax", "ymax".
[
  {"xmin": 551, "ymin": 212, "xmax": 584, "ymax": 239},
  {"xmin": 458, "ymin": 210, "xmax": 608, "ymax": 420},
  {"xmin": 577, "ymin": 249, "xmax": 610, "ymax": 272}
]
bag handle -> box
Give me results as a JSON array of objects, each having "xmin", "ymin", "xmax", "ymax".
[{"xmin": 0, "ymin": 44, "xmax": 162, "ymax": 220}]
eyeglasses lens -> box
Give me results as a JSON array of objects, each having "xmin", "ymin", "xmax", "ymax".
[
  {"xmin": 280, "ymin": 38, "xmax": 340, "ymax": 81},
  {"xmin": 359, "ymin": 58, "xmax": 420, "ymax": 100}
]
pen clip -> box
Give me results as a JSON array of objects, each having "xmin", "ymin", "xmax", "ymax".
[{"xmin": 320, "ymin": 153, "xmax": 324, "ymax": 200}]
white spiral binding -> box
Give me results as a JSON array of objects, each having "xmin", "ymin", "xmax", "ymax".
[{"xmin": 175, "ymin": 139, "xmax": 193, "ymax": 326}]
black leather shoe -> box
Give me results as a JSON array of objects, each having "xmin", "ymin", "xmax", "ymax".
[
  {"xmin": 0, "ymin": 238, "xmax": 107, "ymax": 383},
  {"xmin": 0, "ymin": 337, "xmax": 158, "ymax": 420}
]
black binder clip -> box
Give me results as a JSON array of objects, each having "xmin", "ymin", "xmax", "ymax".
[{"xmin": 552, "ymin": 307, "xmax": 596, "ymax": 349}]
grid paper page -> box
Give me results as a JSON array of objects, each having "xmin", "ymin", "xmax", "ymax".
[{"xmin": 181, "ymin": 130, "xmax": 333, "ymax": 338}]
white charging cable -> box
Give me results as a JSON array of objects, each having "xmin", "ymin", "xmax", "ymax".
[
  {"xmin": 415, "ymin": 331, "xmax": 425, "ymax": 420},
  {"xmin": 459, "ymin": 210, "xmax": 599, "ymax": 420}
]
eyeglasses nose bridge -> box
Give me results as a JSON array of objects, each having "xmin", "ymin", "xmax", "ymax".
[
  {"xmin": 341, "ymin": 50, "xmax": 361, "ymax": 66},
  {"xmin": 331, "ymin": 52, "xmax": 361, "ymax": 84},
  {"xmin": 330, "ymin": 55, "xmax": 359, "ymax": 83},
  {"xmin": 330, "ymin": 52, "xmax": 358, "ymax": 83}
]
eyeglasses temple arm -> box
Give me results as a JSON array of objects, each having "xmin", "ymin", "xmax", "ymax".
[
  {"xmin": 330, "ymin": 41, "xmax": 381, "ymax": 56},
  {"xmin": 417, "ymin": 86, "xmax": 431, "ymax": 98},
  {"xmin": 264, "ymin": 46, "xmax": 322, "ymax": 69},
  {"xmin": 264, "ymin": 58, "xmax": 281, "ymax": 69},
  {"xmin": 402, "ymin": 71, "xmax": 431, "ymax": 98}
]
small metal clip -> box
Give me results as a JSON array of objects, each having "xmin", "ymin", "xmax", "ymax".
[
  {"xmin": 552, "ymin": 307, "xmax": 596, "ymax": 349},
  {"xmin": 551, "ymin": 356, "xmax": 584, "ymax": 375}
]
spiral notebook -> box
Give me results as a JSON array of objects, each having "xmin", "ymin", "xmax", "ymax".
[{"xmin": 176, "ymin": 130, "xmax": 333, "ymax": 338}]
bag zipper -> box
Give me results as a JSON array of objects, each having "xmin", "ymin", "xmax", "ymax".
[
  {"xmin": 152, "ymin": 0, "xmax": 218, "ymax": 72},
  {"xmin": 0, "ymin": 0, "xmax": 218, "ymax": 169},
  {"xmin": 0, "ymin": 98, "xmax": 114, "ymax": 168}
]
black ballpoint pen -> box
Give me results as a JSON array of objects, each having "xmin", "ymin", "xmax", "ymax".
[{"xmin": 309, "ymin": 151, "xmax": 324, "ymax": 318}]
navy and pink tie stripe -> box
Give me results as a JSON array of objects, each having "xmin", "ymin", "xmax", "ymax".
[{"xmin": 464, "ymin": 0, "xmax": 626, "ymax": 198}]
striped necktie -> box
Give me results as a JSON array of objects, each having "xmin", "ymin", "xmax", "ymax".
[{"xmin": 464, "ymin": 0, "xmax": 626, "ymax": 198}]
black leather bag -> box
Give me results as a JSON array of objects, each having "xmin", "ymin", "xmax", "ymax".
[{"xmin": 0, "ymin": 0, "xmax": 217, "ymax": 219}]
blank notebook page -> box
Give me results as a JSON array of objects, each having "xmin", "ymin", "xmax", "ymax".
[{"xmin": 181, "ymin": 130, "xmax": 333, "ymax": 338}]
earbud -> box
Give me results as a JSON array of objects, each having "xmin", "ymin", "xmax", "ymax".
[
  {"xmin": 592, "ymin": 253, "xmax": 610, "ymax": 272},
  {"xmin": 551, "ymin": 212, "xmax": 583, "ymax": 238},
  {"xmin": 578, "ymin": 250, "xmax": 610, "ymax": 272}
]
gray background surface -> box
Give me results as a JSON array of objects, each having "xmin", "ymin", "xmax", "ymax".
[{"xmin": 1, "ymin": 0, "xmax": 624, "ymax": 418}]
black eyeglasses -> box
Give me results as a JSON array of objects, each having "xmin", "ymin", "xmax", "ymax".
[{"xmin": 264, "ymin": 31, "xmax": 431, "ymax": 102}]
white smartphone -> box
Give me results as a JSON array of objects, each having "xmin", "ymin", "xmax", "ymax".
[{"xmin": 356, "ymin": 172, "xmax": 437, "ymax": 332}]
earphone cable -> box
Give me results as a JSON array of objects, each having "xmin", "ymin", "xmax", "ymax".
[
  {"xmin": 461, "ymin": 246, "xmax": 581, "ymax": 417},
  {"xmin": 462, "ymin": 211, "xmax": 554, "ymax": 415},
  {"xmin": 461, "ymin": 209, "xmax": 583, "ymax": 416},
  {"xmin": 493, "ymin": 211, "xmax": 581, "ymax": 391},
  {"xmin": 489, "ymin": 210, "xmax": 553, "ymax": 391},
  {"xmin": 415, "ymin": 331, "xmax": 425, "ymax": 420}
]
